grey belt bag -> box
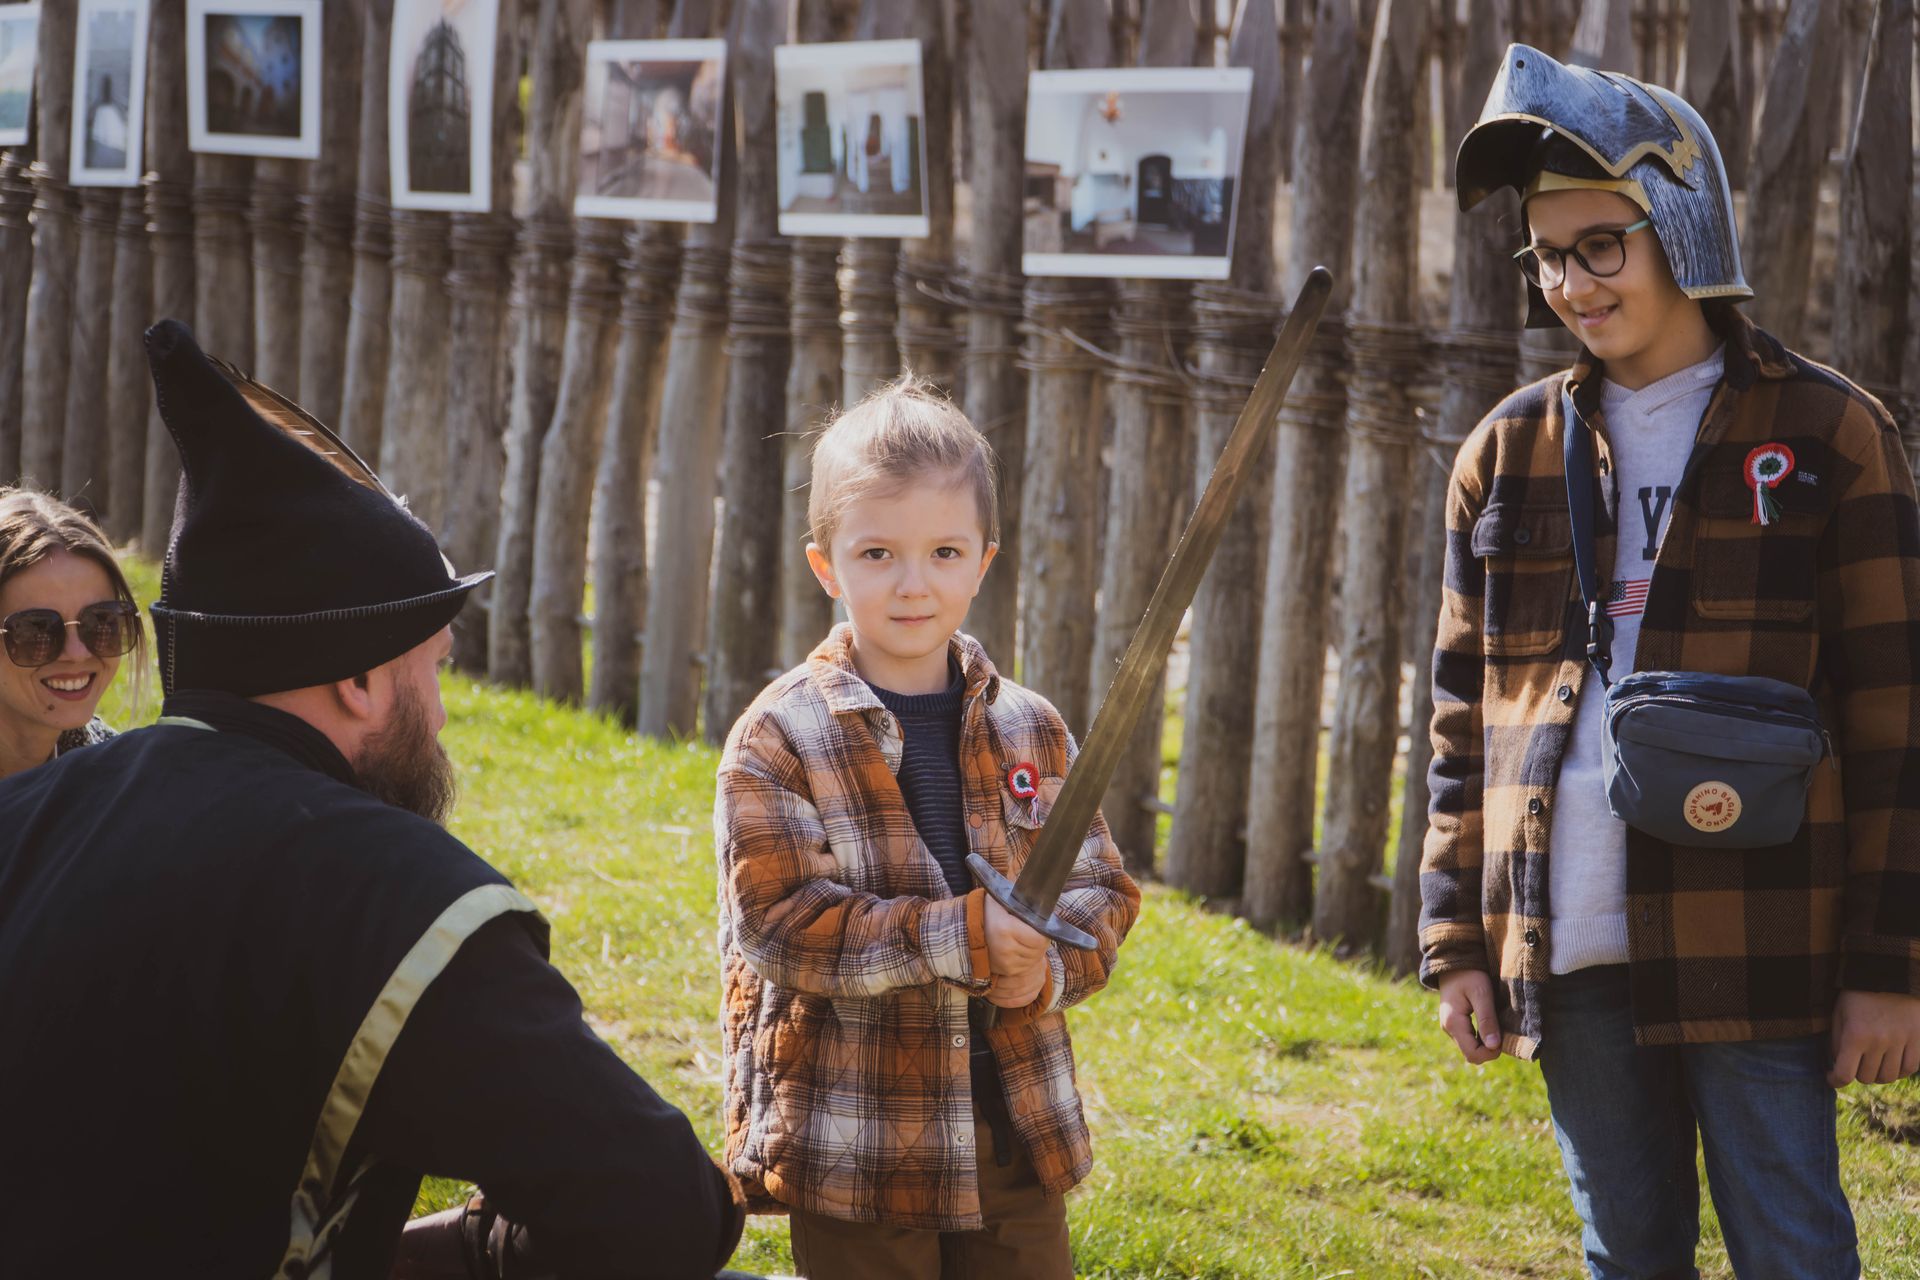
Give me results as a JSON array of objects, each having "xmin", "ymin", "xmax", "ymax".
[{"xmin": 1564, "ymin": 391, "xmax": 1829, "ymax": 849}]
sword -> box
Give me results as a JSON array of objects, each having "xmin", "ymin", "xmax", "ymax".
[{"xmin": 968, "ymin": 265, "xmax": 1335, "ymax": 974}]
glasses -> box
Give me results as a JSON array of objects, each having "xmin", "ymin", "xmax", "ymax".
[
  {"xmin": 1513, "ymin": 219, "xmax": 1652, "ymax": 289},
  {"xmin": 1, "ymin": 600, "xmax": 141, "ymax": 668}
]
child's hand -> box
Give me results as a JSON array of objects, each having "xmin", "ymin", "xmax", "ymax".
[
  {"xmin": 1436, "ymin": 968, "xmax": 1502, "ymax": 1064},
  {"xmin": 984, "ymin": 895, "xmax": 1048, "ymax": 981},
  {"xmin": 987, "ymin": 949, "xmax": 1050, "ymax": 1009}
]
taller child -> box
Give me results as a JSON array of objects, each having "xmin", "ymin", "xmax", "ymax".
[
  {"xmin": 716, "ymin": 379, "xmax": 1140, "ymax": 1279},
  {"xmin": 1421, "ymin": 46, "xmax": 1920, "ymax": 1279}
]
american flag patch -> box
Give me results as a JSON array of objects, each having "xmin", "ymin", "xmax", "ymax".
[{"xmin": 1609, "ymin": 578, "xmax": 1650, "ymax": 617}]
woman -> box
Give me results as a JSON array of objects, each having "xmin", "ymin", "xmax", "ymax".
[{"xmin": 0, "ymin": 488, "xmax": 142, "ymax": 781}]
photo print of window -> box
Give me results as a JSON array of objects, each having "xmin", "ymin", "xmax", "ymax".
[
  {"xmin": 575, "ymin": 37, "xmax": 726, "ymax": 223},
  {"xmin": 185, "ymin": 0, "xmax": 321, "ymax": 159},
  {"xmin": 1022, "ymin": 66, "xmax": 1253, "ymax": 280},
  {"xmin": 71, "ymin": 0, "xmax": 150, "ymax": 187},
  {"xmin": 389, "ymin": 0, "xmax": 500, "ymax": 213},
  {"xmin": 773, "ymin": 38, "xmax": 929, "ymax": 238},
  {"xmin": 0, "ymin": 3, "xmax": 40, "ymax": 148}
]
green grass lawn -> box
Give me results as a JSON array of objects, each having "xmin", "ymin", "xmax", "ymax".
[{"xmin": 101, "ymin": 559, "xmax": 1920, "ymax": 1277}]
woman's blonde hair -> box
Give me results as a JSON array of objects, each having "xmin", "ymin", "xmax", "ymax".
[
  {"xmin": 806, "ymin": 374, "xmax": 998, "ymax": 554},
  {"xmin": 0, "ymin": 488, "xmax": 146, "ymax": 708}
]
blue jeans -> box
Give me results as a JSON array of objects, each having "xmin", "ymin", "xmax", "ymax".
[{"xmin": 1538, "ymin": 965, "xmax": 1859, "ymax": 1280}]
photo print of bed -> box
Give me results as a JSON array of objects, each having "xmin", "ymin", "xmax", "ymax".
[
  {"xmin": 575, "ymin": 37, "xmax": 726, "ymax": 224},
  {"xmin": 185, "ymin": 0, "xmax": 321, "ymax": 159},
  {"xmin": 72, "ymin": 0, "xmax": 151, "ymax": 187},
  {"xmin": 774, "ymin": 39, "xmax": 929, "ymax": 238},
  {"xmin": 0, "ymin": 3, "xmax": 39, "ymax": 148},
  {"xmin": 1023, "ymin": 66, "xmax": 1253, "ymax": 280},
  {"xmin": 389, "ymin": 0, "xmax": 500, "ymax": 212}
]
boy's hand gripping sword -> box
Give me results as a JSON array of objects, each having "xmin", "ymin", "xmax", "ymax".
[{"xmin": 968, "ymin": 266, "xmax": 1334, "ymax": 985}]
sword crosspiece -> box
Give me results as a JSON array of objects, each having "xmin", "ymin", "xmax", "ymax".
[{"xmin": 968, "ymin": 266, "xmax": 1336, "ymax": 956}]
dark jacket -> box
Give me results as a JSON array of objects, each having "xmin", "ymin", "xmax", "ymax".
[
  {"xmin": 0, "ymin": 692, "xmax": 742, "ymax": 1278},
  {"xmin": 1419, "ymin": 309, "xmax": 1920, "ymax": 1057}
]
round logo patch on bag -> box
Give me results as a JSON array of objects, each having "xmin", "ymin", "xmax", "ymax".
[{"xmin": 1683, "ymin": 781, "xmax": 1743, "ymax": 833}]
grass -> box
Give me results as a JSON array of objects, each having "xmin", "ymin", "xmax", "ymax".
[{"xmin": 98, "ymin": 558, "xmax": 1920, "ymax": 1277}]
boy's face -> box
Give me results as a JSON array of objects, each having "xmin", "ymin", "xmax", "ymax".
[
  {"xmin": 806, "ymin": 475, "xmax": 997, "ymax": 691},
  {"xmin": 1525, "ymin": 187, "xmax": 1695, "ymax": 378}
]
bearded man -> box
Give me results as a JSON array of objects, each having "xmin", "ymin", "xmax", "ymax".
[{"xmin": 0, "ymin": 322, "xmax": 746, "ymax": 1278}]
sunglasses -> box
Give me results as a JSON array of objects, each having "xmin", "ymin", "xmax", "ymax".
[{"xmin": 0, "ymin": 600, "xmax": 141, "ymax": 668}]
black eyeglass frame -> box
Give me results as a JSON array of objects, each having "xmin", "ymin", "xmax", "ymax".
[
  {"xmin": 0, "ymin": 600, "xmax": 142, "ymax": 669},
  {"xmin": 1513, "ymin": 218, "xmax": 1653, "ymax": 290}
]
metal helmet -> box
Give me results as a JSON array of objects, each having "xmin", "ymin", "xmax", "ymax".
[{"xmin": 1455, "ymin": 44, "xmax": 1750, "ymax": 328}]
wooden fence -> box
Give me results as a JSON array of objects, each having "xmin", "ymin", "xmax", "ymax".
[{"xmin": 2, "ymin": 0, "xmax": 1914, "ymax": 970}]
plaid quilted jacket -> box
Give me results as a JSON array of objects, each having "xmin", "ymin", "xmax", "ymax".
[
  {"xmin": 1420, "ymin": 309, "xmax": 1920, "ymax": 1058},
  {"xmin": 715, "ymin": 624, "xmax": 1140, "ymax": 1230}
]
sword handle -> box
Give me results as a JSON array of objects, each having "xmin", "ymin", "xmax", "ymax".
[{"xmin": 966, "ymin": 853, "xmax": 1097, "ymax": 1032}]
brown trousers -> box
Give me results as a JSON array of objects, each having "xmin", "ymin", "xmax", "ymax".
[{"xmin": 786, "ymin": 1114, "xmax": 1072, "ymax": 1280}]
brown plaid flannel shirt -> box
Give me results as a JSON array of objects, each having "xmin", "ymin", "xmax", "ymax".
[
  {"xmin": 1420, "ymin": 309, "xmax": 1920, "ymax": 1058},
  {"xmin": 715, "ymin": 624, "xmax": 1140, "ymax": 1230}
]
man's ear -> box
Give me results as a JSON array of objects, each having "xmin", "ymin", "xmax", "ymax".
[
  {"xmin": 332, "ymin": 670, "xmax": 378, "ymax": 723},
  {"xmin": 806, "ymin": 542, "xmax": 841, "ymax": 599}
]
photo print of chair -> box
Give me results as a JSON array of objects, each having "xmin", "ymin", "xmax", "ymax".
[
  {"xmin": 574, "ymin": 39, "xmax": 725, "ymax": 220},
  {"xmin": 1022, "ymin": 66, "xmax": 1251, "ymax": 279}
]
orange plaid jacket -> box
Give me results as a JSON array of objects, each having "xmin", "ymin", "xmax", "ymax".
[
  {"xmin": 1420, "ymin": 309, "xmax": 1920, "ymax": 1058},
  {"xmin": 715, "ymin": 625, "xmax": 1140, "ymax": 1230}
]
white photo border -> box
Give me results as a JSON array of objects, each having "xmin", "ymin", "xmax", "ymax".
[
  {"xmin": 71, "ymin": 0, "xmax": 151, "ymax": 187},
  {"xmin": 572, "ymin": 37, "xmax": 727, "ymax": 224},
  {"xmin": 388, "ymin": 0, "xmax": 500, "ymax": 213},
  {"xmin": 1021, "ymin": 65, "xmax": 1254, "ymax": 282},
  {"xmin": 0, "ymin": 2, "xmax": 42, "ymax": 148},
  {"xmin": 185, "ymin": 0, "xmax": 322, "ymax": 159},
  {"xmin": 773, "ymin": 38, "xmax": 931, "ymax": 240}
]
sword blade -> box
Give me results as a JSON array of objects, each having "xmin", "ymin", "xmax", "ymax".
[{"xmin": 1008, "ymin": 266, "xmax": 1335, "ymax": 924}]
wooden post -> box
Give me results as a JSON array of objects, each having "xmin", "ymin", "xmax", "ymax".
[
  {"xmin": 1091, "ymin": 0, "xmax": 1196, "ymax": 874},
  {"xmin": 895, "ymin": 0, "xmax": 962, "ymax": 395},
  {"xmin": 705, "ymin": 0, "xmax": 795, "ymax": 739},
  {"xmin": 443, "ymin": 0, "xmax": 526, "ymax": 673},
  {"xmin": 337, "ymin": 0, "xmax": 394, "ymax": 462},
  {"xmin": 1385, "ymin": 0, "xmax": 1519, "ymax": 976},
  {"xmin": 297, "ymin": 0, "xmax": 364, "ymax": 431},
  {"xmin": 526, "ymin": 0, "xmax": 635, "ymax": 704},
  {"xmin": 18, "ymin": 2, "xmax": 77, "ymax": 490},
  {"xmin": 1311, "ymin": 0, "xmax": 1428, "ymax": 951},
  {"xmin": 62, "ymin": 188, "xmax": 119, "ymax": 505},
  {"xmin": 0, "ymin": 153, "xmax": 30, "ymax": 479},
  {"xmin": 193, "ymin": 155, "xmax": 255, "ymax": 366},
  {"xmin": 378, "ymin": 210, "xmax": 453, "ymax": 522},
  {"xmin": 141, "ymin": 0, "xmax": 193, "ymax": 553},
  {"xmin": 1744, "ymin": 0, "xmax": 1841, "ymax": 345},
  {"xmin": 957, "ymin": 0, "xmax": 1028, "ymax": 664},
  {"xmin": 637, "ymin": 51, "xmax": 738, "ymax": 739},
  {"xmin": 1830, "ymin": 0, "xmax": 1910, "ymax": 437},
  {"xmin": 1679, "ymin": 0, "xmax": 1747, "ymax": 190},
  {"xmin": 102, "ymin": 189, "xmax": 151, "ymax": 541},
  {"xmin": 1243, "ymin": 0, "xmax": 1366, "ymax": 932},
  {"xmin": 1570, "ymin": 0, "xmax": 1634, "ymax": 68},
  {"xmin": 250, "ymin": 158, "xmax": 305, "ymax": 394},
  {"xmin": 1018, "ymin": 0, "xmax": 1113, "ymax": 737},
  {"xmin": 490, "ymin": 0, "xmax": 593, "ymax": 687},
  {"xmin": 1164, "ymin": 0, "xmax": 1284, "ymax": 898}
]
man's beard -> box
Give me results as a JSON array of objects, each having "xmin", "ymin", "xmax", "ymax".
[{"xmin": 355, "ymin": 682, "xmax": 457, "ymax": 826}]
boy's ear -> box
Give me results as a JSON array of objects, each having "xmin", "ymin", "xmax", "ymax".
[
  {"xmin": 805, "ymin": 542, "xmax": 841, "ymax": 599},
  {"xmin": 978, "ymin": 542, "xmax": 999, "ymax": 582}
]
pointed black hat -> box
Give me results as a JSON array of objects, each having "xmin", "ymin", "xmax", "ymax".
[{"xmin": 144, "ymin": 320, "xmax": 491, "ymax": 697}]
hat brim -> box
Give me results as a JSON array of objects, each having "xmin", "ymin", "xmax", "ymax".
[{"xmin": 152, "ymin": 571, "xmax": 493, "ymax": 697}]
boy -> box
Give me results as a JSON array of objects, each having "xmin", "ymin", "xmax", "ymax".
[
  {"xmin": 715, "ymin": 377, "xmax": 1140, "ymax": 1279},
  {"xmin": 1422, "ymin": 46, "xmax": 1920, "ymax": 1279}
]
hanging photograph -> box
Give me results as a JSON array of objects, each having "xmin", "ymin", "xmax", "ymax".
[
  {"xmin": 389, "ymin": 0, "xmax": 500, "ymax": 213},
  {"xmin": 575, "ymin": 37, "xmax": 726, "ymax": 223},
  {"xmin": 71, "ymin": 0, "xmax": 151, "ymax": 186},
  {"xmin": 774, "ymin": 38, "xmax": 929, "ymax": 238},
  {"xmin": 185, "ymin": 0, "xmax": 321, "ymax": 158},
  {"xmin": 0, "ymin": 3, "xmax": 39, "ymax": 147},
  {"xmin": 1022, "ymin": 66, "xmax": 1253, "ymax": 280}
]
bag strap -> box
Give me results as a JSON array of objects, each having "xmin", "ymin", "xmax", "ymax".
[{"xmin": 1561, "ymin": 387, "xmax": 1613, "ymax": 687}]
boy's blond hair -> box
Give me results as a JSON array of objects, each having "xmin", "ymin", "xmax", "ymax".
[{"xmin": 806, "ymin": 374, "xmax": 998, "ymax": 554}]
